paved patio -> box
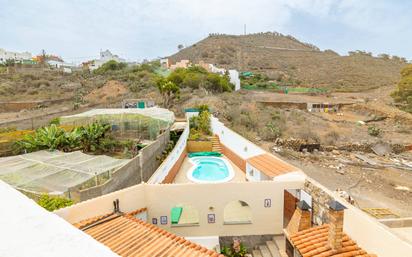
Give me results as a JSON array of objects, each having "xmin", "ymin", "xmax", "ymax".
[{"xmin": 173, "ymin": 155, "xmax": 246, "ymax": 183}]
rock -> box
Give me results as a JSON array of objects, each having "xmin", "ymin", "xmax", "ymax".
[
  {"xmin": 336, "ymin": 169, "xmax": 345, "ymax": 175},
  {"xmin": 332, "ymin": 150, "xmax": 340, "ymax": 155},
  {"xmin": 272, "ymin": 146, "xmax": 282, "ymax": 153}
]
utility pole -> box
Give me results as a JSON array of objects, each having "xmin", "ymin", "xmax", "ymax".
[{"xmin": 244, "ymin": 24, "xmax": 246, "ymax": 35}]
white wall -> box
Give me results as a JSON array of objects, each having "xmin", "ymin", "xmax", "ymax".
[
  {"xmin": 148, "ymin": 123, "xmax": 189, "ymax": 184},
  {"xmin": 0, "ymin": 48, "xmax": 32, "ymax": 63},
  {"xmin": 229, "ymin": 70, "xmax": 241, "ymax": 91},
  {"xmin": 246, "ymin": 162, "xmax": 270, "ymax": 181},
  {"xmin": 0, "ymin": 180, "xmax": 118, "ymax": 257},
  {"xmin": 211, "ymin": 117, "xmax": 265, "ymax": 159}
]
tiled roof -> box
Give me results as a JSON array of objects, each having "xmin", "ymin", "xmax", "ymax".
[
  {"xmin": 289, "ymin": 224, "xmax": 377, "ymax": 257},
  {"xmin": 247, "ymin": 153, "xmax": 298, "ymax": 177},
  {"xmin": 73, "ymin": 209, "xmax": 223, "ymax": 257}
]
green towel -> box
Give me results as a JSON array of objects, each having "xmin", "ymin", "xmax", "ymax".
[{"xmin": 171, "ymin": 207, "xmax": 183, "ymax": 224}]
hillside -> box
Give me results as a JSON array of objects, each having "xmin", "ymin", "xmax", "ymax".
[{"xmin": 169, "ymin": 32, "xmax": 407, "ymax": 91}]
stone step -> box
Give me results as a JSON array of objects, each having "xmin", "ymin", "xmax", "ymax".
[
  {"xmin": 258, "ymin": 245, "xmax": 272, "ymax": 257},
  {"xmin": 266, "ymin": 241, "xmax": 281, "ymax": 257},
  {"xmin": 273, "ymin": 235, "xmax": 285, "ymax": 252},
  {"xmin": 252, "ymin": 249, "xmax": 263, "ymax": 257}
]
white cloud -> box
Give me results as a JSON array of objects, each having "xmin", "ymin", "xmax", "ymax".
[{"xmin": 0, "ymin": 0, "xmax": 410, "ymax": 61}]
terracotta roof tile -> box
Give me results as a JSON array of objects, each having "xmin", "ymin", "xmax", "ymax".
[
  {"xmin": 73, "ymin": 210, "xmax": 223, "ymax": 257},
  {"xmin": 289, "ymin": 224, "xmax": 377, "ymax": 257},
  {"xmin": 247, "ymin": 153, "xmax": 298, "ymax": 177}
]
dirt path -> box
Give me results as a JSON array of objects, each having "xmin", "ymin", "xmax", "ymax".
[{"xmin": 258, "ymin": 141, "xmax": 412, "ymax": 217}]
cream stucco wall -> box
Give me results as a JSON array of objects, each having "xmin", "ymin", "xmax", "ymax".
[
  {"xmin": 145, "ymin": 180, "xmax": 303, "ymax": 236},
  {"xmin": 55, "ymin": 185, "xmax": 146, "ymax": 224},
  {"xmin": 55, "ymin": 180, "xmax": 304, "ymax": 236}
]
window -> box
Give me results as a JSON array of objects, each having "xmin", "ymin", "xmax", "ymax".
[{"xmin": 224, "ymin": 200, "xmax": 252, "ymax": 224}]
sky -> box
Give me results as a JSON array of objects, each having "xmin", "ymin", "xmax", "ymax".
[{"xmin": 0, "ymin": 0, "xmax": 411, "ymax": 63}]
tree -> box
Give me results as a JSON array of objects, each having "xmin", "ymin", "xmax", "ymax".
[
  {"xmin": 177, "ymin": 44, "xmax": 184, "ymax": 51},
  {"xmin": 157, "ymin": 80, "xmax": 180, "ymax": 108},
  {"xmin": 391, "ymin": 64, "xmax": 412, "ymax": 112},
  {"xmin": 94, "ymin": 60, "xmax": 127, "ymax": 74}
]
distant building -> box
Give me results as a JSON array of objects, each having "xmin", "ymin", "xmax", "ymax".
[
  {"xmin": 87, "ymin": 49, "xmax": 126, "ymax": 71},
  {"xmin": 169, "ymin": 59, "xmax": 190, "ymax": 70},
  {"xmin": 228, "ymin": 69, "xmax": 241, "ymax": 91},
  {"xmin": 160, "ymin": 58, "xmax": 170, "ymax": 69},
  {"xmin": 0, "ymin": 48, "xmax": 32, "ymax": 64},
  {"xmin": 47, "ymin": 60, "xmax": 77, "ymax": 73}
]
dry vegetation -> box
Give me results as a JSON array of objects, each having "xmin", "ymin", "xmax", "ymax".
[{"xmin": 170, "ymin": 32, "xmax": 406, "ymax": 91}]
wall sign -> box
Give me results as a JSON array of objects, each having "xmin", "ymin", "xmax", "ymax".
[
  {"xmin": 152, "ymin": 218, "xmax": 158, "ymax": 225},
  {"xmin": 160, "ymin": 216, "xmax": 168, "ymax": 225},
  {"xmin": 264, "ymin": 198, "xmax": 272, "ymax": 208},
  {"xmin": 207, "ymin": 214, "xmax": 215, "ymax": 224}
]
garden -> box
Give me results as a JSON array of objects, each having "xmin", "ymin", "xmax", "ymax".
[{"xmin": 14, "ymin": 121, "xmax": 146, "ymax": 159}]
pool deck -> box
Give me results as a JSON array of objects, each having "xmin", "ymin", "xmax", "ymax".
[{"xmin": 173, "ymin": 155, "xmax": 246, "ymax": 183}]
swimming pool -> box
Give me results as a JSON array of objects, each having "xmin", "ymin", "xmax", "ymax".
[{"xmin": 187, "ymin": 157, "xmax": 234, "ymax": 183}]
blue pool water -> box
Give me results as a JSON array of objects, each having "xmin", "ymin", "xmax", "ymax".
[{"xmin": 190, "ymin": 157, "xmax": 230, "ymax": 182}]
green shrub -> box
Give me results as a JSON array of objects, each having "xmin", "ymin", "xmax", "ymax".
[
  {"xmin": 166, "ymin": 67, "xmax": 232, "ymax": 93},
  {"xmin": 37, "ymin": 194, "xmax": 73, "ymax": 211},
  {"xmin": 368, "ymin": 126, "xmax": 381, "ymax": 137},
  {"xmin": 220, "ymin": 240, "xmax": 248, "ymax": 257},
  {"xmin": 15, "ymin": 122, "xmax": 111, "ymax": 153},
  {"xmin": 94, "ymin": 60, "xmax": 127, "ymax": 74},
  {"xmin": 259, "ymin": 121, "xmax": 282, "ymax": 141},
  {"xmin": 48, "ymin": 117, "xmax": 61, "ymax": 126}
]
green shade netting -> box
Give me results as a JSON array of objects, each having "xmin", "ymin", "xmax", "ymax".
[{"xmin": 188, "ymin": 152, "xmax": 222, "ymax": 158}]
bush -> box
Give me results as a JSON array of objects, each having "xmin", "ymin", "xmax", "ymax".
[
  {"xmin": 221, "ymin": 239, "xmax": 248, "ymax": 257},
  {"xmin": 48, "ymin": 117, "xmax": 61, "ymax": 126},
  {"xmin": 189, "ymin": 111, "xmax": 211, "ymax": 135},
  {"xmin": 391, "ymin": 64, "xmax": 412, "ymax": 112},
  {"xmin": 94, "ymin": 60, "xmax": 127, "ymax": 74},
  {"xmin": 166, "ymin": 67, "xmax": 232, "ymax": 93},
  {"xmin": 37, "ymin": 194, "xmax": 73, "ymax": 211},
  {"xmin": 259, "ymin": 122, "xmax": 282, "ymax": 141},
  {"xmin": 15, "ymin": 122, "xmax": 110, "ymax": 153},
  {"xmin": 368, "ymin": 126, "xmax": 381, "ymax": 137}
]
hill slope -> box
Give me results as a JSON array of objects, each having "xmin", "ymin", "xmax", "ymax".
[{"xmin": 169, "ymin": 32, "xmax": 406, "ymax": 91}]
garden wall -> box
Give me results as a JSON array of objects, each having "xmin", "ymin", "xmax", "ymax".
[
  {"xmin": 74, "ymin": 128, "xmax": 170, "ymax": 202},
  {"xmin": 148, "ymin": 123, "xmax": 189, "ymax": 184}
]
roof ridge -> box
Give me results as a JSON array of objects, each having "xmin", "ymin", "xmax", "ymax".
[
  {"xmin": 124, "ymin": 215, "xmax": 224, "ymax": 256},
  {"xmin": 74, "ymin": 212, "xmax": 115, "ymax": 229}
]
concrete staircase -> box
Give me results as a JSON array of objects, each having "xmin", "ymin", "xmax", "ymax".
[
  {"xmin": 211, "ymin": 136, "xmax": 222, "ymax": 153},
  {"xmin": 252, "ymin": 235, "xmax": 287, "ymax": 257}
]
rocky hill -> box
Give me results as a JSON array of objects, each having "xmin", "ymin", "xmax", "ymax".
[{"xmin": 169, "ymin": 32, "xmax": 407, "ymax": 91}]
